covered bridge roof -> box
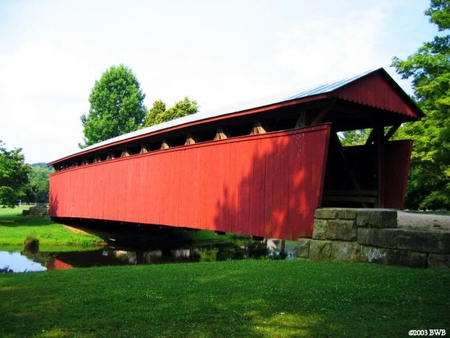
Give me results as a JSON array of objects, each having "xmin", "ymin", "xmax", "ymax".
[{"xmin": 49, "ymin": 67, "xmax": 423, "ymax": 166}]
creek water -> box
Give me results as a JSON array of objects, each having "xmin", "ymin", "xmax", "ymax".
[{"xmin": 0, "ymin": 238, "xmax": 296, "ymax": 273}]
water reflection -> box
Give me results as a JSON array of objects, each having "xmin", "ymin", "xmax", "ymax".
[
  {"xmin": 0, "ymin": 251, "xmax": 47, "ymax": 273},
  {"xmin": 0, "ymin": 239, "xmax": 296, "ymax": 273}
]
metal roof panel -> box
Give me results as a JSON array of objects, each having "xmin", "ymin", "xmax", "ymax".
[{"xmin": 50, "ymin": 68, "xmax": 377, "ymax": 162}]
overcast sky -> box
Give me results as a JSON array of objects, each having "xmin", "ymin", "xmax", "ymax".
[{"xmin": 0, "ymin": 0, "xmax": 438, "ymax": 164}]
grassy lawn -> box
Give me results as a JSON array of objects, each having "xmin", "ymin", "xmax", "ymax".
[
  {"xmin": 0, "ymin": 207, "xmax": 104, "ymax": 248},
  {"xmin": 1, "ymin": 260, "xmax": 449, "ymax": 338}
]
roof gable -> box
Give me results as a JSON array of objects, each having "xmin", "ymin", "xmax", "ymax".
[{"xmin": 329, "ymin": 68, "xmax": 423, "ymax": 119}]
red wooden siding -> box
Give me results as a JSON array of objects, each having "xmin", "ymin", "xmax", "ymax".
[
  {"xmin": 331, "ymin": 72, "xmax": 421, "ymax": 119},
  {"xmin": 381, "ymin": 140, "xmax": 413, "ymax": 209},
  {"xmin": 50, "ymin": 125, "xmax": 331, "ymax": 240}
]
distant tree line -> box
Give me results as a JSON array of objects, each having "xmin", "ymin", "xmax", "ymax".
[{"xmin": 0, "ymin": 142, "xmax": 51, "ymax": 207}]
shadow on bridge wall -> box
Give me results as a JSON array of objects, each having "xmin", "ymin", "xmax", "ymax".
[
  {"xmin": 213, "ymin": 128, "xmax": 329, "ymax": 240},
  {"xmin": 48, "ymin": 127, "xmax": 329, "ymax": 241},
  {"xmin": 49, "ymin": 193, "xmax": 59, "ymax": 218}
]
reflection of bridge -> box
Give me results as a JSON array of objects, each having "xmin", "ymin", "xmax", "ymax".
[{"xmin": 49, "ymin": 68, "xmax": 423, "ymax": 240}]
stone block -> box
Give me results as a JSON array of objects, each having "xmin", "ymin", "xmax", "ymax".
[
  {"xmin": 315, "ymin": 208, "xmax": 338, "ymax": 220},
  {"xmin": 356, "ymin": 209, "xmax": 397, "ymax": 228},
  {"xmin": 309, "ymin": 240, "xmax": 332, "ymax": 262},
  {"xmin": 360, "ymin": 246, "xmax": 427, "ymax": 268},
  {"xmin": 358, "ymin": 228, "xmax": 450, "ymax": 254},
  {"xmin": 391, "ymin": 251, "xmax": 427, "ymax": 268},
  {"xmin": 427, "ymin": 254, "xmax": 450, "ymax": 269},
  {"xmin": 357, "ymin": 228, "xmax": 399, "ymax": 248},
  {"xmin": 296, "ymin": 238, "xmax": 310, "ymax": 258},
  {"xmin": 312, "ymin": 219, "xmax": 328, "ymax": 240},
  {"xmin": 331, "ymin": 241, "xmax": 361, "ymax": 262},
  {"xmin": 360, "ymin": 246, "xmax": 389, "ymax": 264},
  {"xmin": 395, "ymin": 230, "xmax": 450, "ymax": 254},
  {"xmin": 327, "ymin": 219, "xmax": 357, "ymax": 241},
  {"xmin": 336, "ymin": 209, "xmax": 357, "ymax": 220}
]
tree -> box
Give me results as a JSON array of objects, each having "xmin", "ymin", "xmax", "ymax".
[
  {"xmin": 339, "ymin": 129, "xmax": 371, "ymax": 147},
  {"xmin": 144, "ymin": 100, "xmax": 167, "ymax": 127},
  {"xmin": 143, "ymin": 97, "xmax": 198, "ymax": 127},
  {"xmin": 80, "ymin": 65, "xmax": 147, "ymax": 148},
  {"xmin": 28, "ymin": 164, "xmax": 52, "ymax": 203},
  {"xmin": 0, "ymin": 141, "xmax": 31, "ymax": 208},
  {"xmin": 391, "ymin": 0, "xmax": 450, "ymax": 209}
]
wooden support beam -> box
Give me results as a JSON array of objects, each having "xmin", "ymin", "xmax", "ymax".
[
  {"xmin": 365, "ymin": 129, "xmax": 375, "ymax": 146},
  {"xmin": 250, "ymin": 119, "xmax": 268, "ymax": 135},
  {"xmin": 295, "ymin": 111, "xmax": 307, "ymax": 128},
  {"xmin": 140, "ymin": 145, "xmax": 149, "ymax": 154},
  {"xmin": 383, "ymin": 124, "xmax": 401, "ymax": 142},
  {"xmin": 312, "ymin": 98, "xmax": 336, "ymax": 125},
  {"xmin": 161, "ymin": 139, "xmax": 170, "ymax": 149},
  {"xmin": 374, "ymin": 126, "xmax": 384, "ymax": 208},
  {"xmin": 106, "ymin": 153, "xmax": 115, "ymax": 160},
  {"xmin": 121, "ymin": 149, "xmax": 130, "ymax": 157},
  {"xmin": 184, "ymin": 133, "xmax": 196, "ymax": 145},
  {"xmin": 214, "ymin": 127, "xmax": 228, "ymax": 140}
]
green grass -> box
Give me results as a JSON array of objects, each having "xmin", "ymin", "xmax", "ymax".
[
  {"xmin": 0, "ymin": 207, "xmax": 104, "ymax": 248},
  {"xmin": 0, "ymin": 261, "xmax": 449, "ymax": 337}
]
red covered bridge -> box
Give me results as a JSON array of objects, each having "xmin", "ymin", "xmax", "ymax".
[{"xmin": 48, "ymin": 68, "xmax": 423, "ymax": 240}]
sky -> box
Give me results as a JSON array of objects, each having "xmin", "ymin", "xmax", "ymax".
[{"xmin": 0, "ymin": 0, "xmax": 439, "ymax": 164}]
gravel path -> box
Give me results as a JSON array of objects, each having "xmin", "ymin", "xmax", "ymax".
[{"xmin": 397, "ymin": 211, "xmax": 450, "ymax": 231}]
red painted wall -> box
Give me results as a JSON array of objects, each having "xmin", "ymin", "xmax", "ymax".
[
  {"xmin": 382, "ymin": 140, "xmax": 413, "ymax": 209},
  {"xmin": 50, "ymin": 125, "xmax": 331, "ymax": 240}
]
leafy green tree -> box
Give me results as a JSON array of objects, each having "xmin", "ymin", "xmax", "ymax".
[
  {"xmin": 391, "ymin": 0, "xmax": 450, "ymax": 209},
  {"xmin": 339, "ymin": 129, "xmax": 371, "ymax": 147},
  {"xmin": 0, "ymin": 141, "xmax": 31, "ymax": 208},
  {"xmin": 144, "ymin": 100, "xmax": 167, "ymax": 127},
  {"xmin": 143, "ymin": 97, "xmax": 198, "ymax": 127},
  {"xmin": 28, "ymin": 164, "xmax": 52, "ymax": 203},
  {"xmin": 80, "ymin": 65, "xmax": 147, "ymax": 147}
]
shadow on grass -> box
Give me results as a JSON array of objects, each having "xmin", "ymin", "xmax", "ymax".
[
  {"xmin": 0, "ymin": 211, "xmax": 54, "ymax": 228},
  {"xmin": 0, "ymin": 217, "xmax": 59, "ymax": 228}
]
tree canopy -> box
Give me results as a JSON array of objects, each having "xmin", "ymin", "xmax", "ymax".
[
  {"xmin": 0, "ymin": 141, "xmax": 31, "ymax": 208},
  {"xmin": 80, "ymin": 65, "xmax": 147, "ymax": 148},
  {"xmin": 27, "ymin": 163, "xmax": 52, "ymax": 203},
  {"xmin": 391, "ymin": 0, "xmax": 450, "ymax": 209},
  {"xmin": 144, "ymin": 97, "xmax": 198, "ymax": 127}
]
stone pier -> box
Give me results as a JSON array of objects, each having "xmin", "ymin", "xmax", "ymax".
[{"xmin": 297, "ymin": 208, "xmax": 450, "ymax": 269}]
